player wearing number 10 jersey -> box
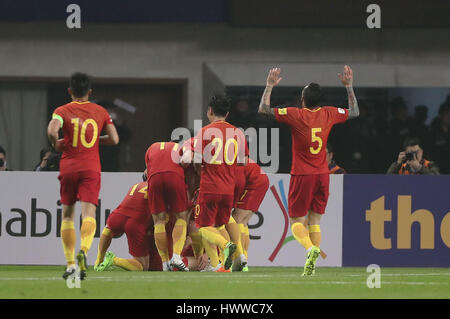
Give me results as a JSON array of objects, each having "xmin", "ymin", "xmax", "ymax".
[
  {"xmin": 258, "ymin": 66, "xmax": 359, "ymax": 276},
  {"xmin": 47, "ymin": 73, "xmax": 119, "ymax": 280}
]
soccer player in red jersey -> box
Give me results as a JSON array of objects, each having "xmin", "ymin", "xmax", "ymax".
[
  {"xmin": 145, "ymin": 141, "xmax": 189, "ymax": 271},
  {"xmin": 47, "ymin": 73, "xmax": 119, "ymax": 280},
  {"xmin": 193, "ymin": 95, "xmax": 249, "ymax": 271},
  {"xmin": 94, "ymin": 180, "xmax": 150, "ymax": 272},
  {"xmin": 258, "ymin": 66, "xmax": 359, "ymax": 276},
  {"xmin": 232, "ymin": 158, "xmax": 269, "ymax": 271}
]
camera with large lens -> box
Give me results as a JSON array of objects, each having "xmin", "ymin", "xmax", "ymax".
[
  {"xmin": 0, "ymin": 158, "xmax": 4, "ymax": 167},
  {"xmin": 404, "ymin": 151, "xmax": 417, "ymax": 162}
]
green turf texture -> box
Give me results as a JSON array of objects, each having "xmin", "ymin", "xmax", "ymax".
[{"xmin": 0, "ymin": 266, "xmax": 449, "ymax": 299}]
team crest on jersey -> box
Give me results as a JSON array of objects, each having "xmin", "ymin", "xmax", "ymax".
[
  {"xmin": 338, "ymin": 108, "xmax": 345, "ymax": 114},
  {"xmin": 278, "ymin": 108, "xmax": 287, "ymax": 115}
]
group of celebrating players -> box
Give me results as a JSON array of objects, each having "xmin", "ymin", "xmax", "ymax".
[{"xmin": 47, "ymin": 65, "xmax": 359, "ymax": 280}]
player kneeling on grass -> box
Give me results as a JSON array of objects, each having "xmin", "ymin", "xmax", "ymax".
[
  {"xmin": 232, "ymin": 159, "xmax": 269, "ymax": 272},
  {"xmin": 258, "ymin": 66, "xmax": 359, "ymax": 276},
  {"xmin": 94, "ymin": 179, "xmax": 151, "ymax": 272}
]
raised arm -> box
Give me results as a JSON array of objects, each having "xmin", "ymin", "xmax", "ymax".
[
  {"xmin": 258, "ymin": 68, "xmax": 282, "ymax": 118},
  {"xmin": 338, "ymin": 65, "xmax": 359, "ymax": 120}
]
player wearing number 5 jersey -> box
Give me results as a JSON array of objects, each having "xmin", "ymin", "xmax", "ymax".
[
  {"xmin": 47, "ymin": 73, "xmax": 119, "ymax": 280},
  {"xmin": 258, "ymin": 66, "xmax": 359, "ymax": 276}
]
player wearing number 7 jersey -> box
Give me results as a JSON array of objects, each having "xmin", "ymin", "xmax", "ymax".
[
  {"xmin": 47, "ymin": 73, "xmax": 119, "ymax": 280},
  {"xmin": 258, "ymin": 66, "xmax": 359, "ymax": 276}
]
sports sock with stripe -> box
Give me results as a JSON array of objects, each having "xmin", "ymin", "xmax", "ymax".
[
  {"xmin": 291, "ymin": 222, "xmax": 313, "ymax": 251},
  {"xmin": 154, "ymin": 223, "xmax": 169, "ymax": 262}
]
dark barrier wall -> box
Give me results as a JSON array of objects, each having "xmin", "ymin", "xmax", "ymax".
[
  {"xmin": 0, "ymin": 0, "xmax": 227, "ymax": 23},
  {"xmin": 342, "ymin": 175, "xmax": 450, "ymax": 267}
]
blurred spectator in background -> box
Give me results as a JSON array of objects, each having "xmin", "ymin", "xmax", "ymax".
[
  {"xmin": 0, "ymin": 145, "xmax": 8, "ymax": 171},
  {"xmin": 227, "ymin": 97, "xmax": 254, "ymax": 129},
  {"xmin": 341, "ymin": 101, "xmax": 376, "ymax": 173},
  {"xmin": 98, "ymin": 102, "xmax": 132, "ymax": 172},
  {"xmin": 387, "ymin": 137, "xmax": 439, "ymax": 175},
  {"xmin": 34, "ymin": 147, "xmax": 61, "ymax": 171},
  {"xmin": 430, "ymin": 99, "xmax": 450, "ymax": 174},
  {"xmin": 389, "ymin": 97, "xmax": 415, "ymax": 151},
  {"xmin": 326, "ymin": 143, "xmax": 346, "ymax": 174},
  {"xmin": 412, "ymin": 105, "xmax": 431, "ymax": 145}
]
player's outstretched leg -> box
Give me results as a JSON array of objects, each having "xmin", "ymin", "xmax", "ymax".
[{"xmin": 302, "ymin": 246, "xmax": 320, "ymax": 276}]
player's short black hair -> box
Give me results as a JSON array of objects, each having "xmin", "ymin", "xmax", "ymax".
[
  {"xmin": 403, "ymin": 137, "xmax": 422, "ymax": 150},
  {"xmin": 0, "ymin": 145, "xmax": 5, "ymax": 155},
  {"xmin": 326, "ymin": 143, "xmax": 333, "ymax": 153},
  {"xmin": 209, "ymin": 94, "xmax": 231, "ymax": 117},
  {"xmin": 69, "ymin": 72, "xmax": 91, "ymax": 98},
  {"xmin": 302, "ymin": 83, "xmax": 322, "ymax": 108}
]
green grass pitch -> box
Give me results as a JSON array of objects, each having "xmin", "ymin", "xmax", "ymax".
[{"xmin": 0, "ymin": 266, "xmax": 449, "ymax": 299}]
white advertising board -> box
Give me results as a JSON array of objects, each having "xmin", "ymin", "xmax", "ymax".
[{"xmin": 0, "ymin": 172, "xmax": 343, "ymax": 267}]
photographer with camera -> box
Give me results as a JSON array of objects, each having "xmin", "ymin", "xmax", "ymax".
[
  {"xmin": 34, "ymin": 147, "xmax": 61, "ymax": 172},
  {"xmin": 387, "ymin": 137, "xmax": 439, "ymax": 175}
]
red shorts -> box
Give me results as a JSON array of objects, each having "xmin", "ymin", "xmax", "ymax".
[
  {"xmin": 106, "ymin": 211, "xmax": 149, "ymax": 257},
  {"xmin": 58, "ymin": 170, "xmax": 100, "ymax": 206},
  {"xmin": 194, "ymin": 192, "xmax": 234, "ymax": 227},
  {"xmin": 148, "ymin": 172, "xmax": 188, "ymax": 214},
  {"xmin": 236, "ymin": 181, "xmax": 269, "ymax": 212},
  {"xmin": 288, "ymin": 174, "xmax": 329, "ymax": 217}
]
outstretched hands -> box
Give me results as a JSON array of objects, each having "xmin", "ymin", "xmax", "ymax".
[
  {"xmin": 338, "ymin": 65, "xmax": 353, "ymax": 87},
  {"xmin": 266, "ymin": 68, "xmax": 282, "ymax": 87}
]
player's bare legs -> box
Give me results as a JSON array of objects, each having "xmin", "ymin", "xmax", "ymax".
[
  {"xmin": 61, "ymin": 204, "xmax": 77, "ymax": 279},
  {"xmin": 153, "ymin": 212, "xmax": 171, "ymax": 271},
  {"xmin": 76, "ymin": 201, "xmax": 97, "ymax": 279},
  {"xmin": 170, "ymin": 210, "xmax": 190, "ymax": 271}
]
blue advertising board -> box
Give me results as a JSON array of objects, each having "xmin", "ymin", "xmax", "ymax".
[{"xmin": 342, "ymin": 175, "xmax": 450, "ymax": 267}]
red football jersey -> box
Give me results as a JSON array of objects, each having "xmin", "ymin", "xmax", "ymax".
[
  {"xmin": 182, "ymin": 137, "xmax": 200, "ymax": 196},
  {"xmin": 52, "ymin": 101, "xmax": 113, "ymax": 174},
  {"xmin": 194, "ymin": 121, "xmax": 248, "ymax": 195},
  {"xmin": 113, "ymin": 181, "xmax": 150, "ymax": 220},
  {"xmin": 274, "ymin": 106, "xmax": 348, "ymax": 175},
  {"xmin": 244, "ymin": 159, "xmax": 268, "ymax": 190},
  {"xmin": 145, "ymin": 142, "xmax": 185, "ymax": 179}
]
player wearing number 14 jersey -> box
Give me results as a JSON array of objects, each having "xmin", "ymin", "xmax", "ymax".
[
  {"xmin": 258, "ymin": 66, "xmax": 359, "ymax": 276},
  {"xmin": 47, "ymin": 73, "xmax": 119, "ymax": 280}
]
